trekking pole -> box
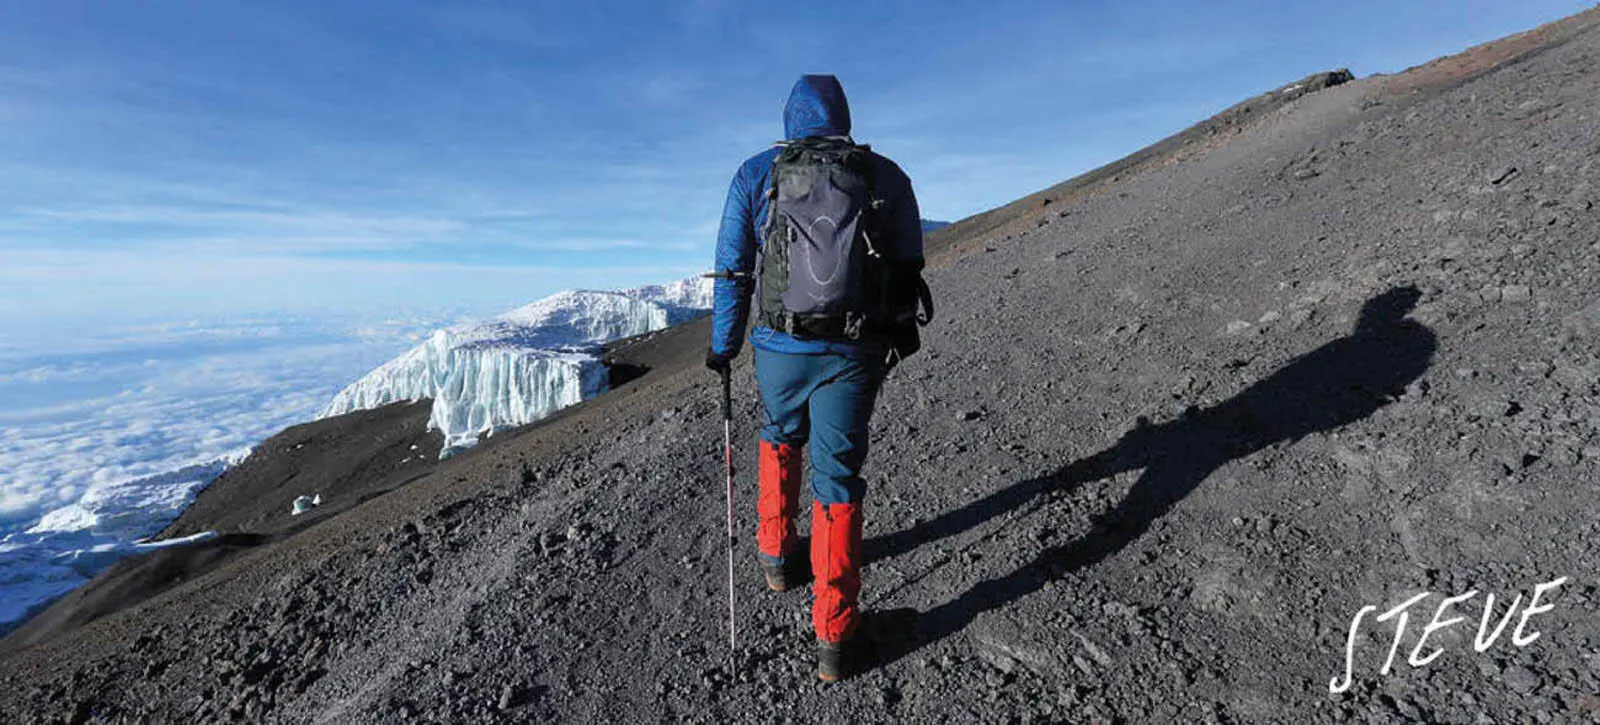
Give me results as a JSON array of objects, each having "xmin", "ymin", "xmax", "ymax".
[
  {"xmin": 719, "ymin": 366, "xmax": 737, "ymax": 666},
  {"xmin": 701, "ymin": 269, "xmax": 749, "ymax": 669}
]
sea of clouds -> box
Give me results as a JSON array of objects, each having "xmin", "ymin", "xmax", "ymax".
[{"xmin": 0, "ymin": 310, "xmax": 461, "ymax": 629}]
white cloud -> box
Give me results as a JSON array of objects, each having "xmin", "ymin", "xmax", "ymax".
[
  {"xmin": 0, "ymin": 315, "xmax": 443, "ymax": 527},
  {"xmin": 21, "ymin": 205, "xmax": 469, "ymax": 246}
]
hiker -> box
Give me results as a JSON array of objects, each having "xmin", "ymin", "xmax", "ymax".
[{"xmin": 705, "ymin": 74, "xmax": 929, "ymax": 681}]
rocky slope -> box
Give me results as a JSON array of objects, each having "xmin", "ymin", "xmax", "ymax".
[{"xmin": 3, "ymin": 8, "xmax": 1600, "ymax": 723}]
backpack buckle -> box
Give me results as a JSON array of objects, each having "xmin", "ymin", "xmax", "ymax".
[{"xmin": 843, "ymin": 314, "xmax": 863, "ymax": 340}]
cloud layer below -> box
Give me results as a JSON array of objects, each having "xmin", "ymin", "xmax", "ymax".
[{"xmin": 0, "ymin": 311, "xmax": 457, "ymax": 627}]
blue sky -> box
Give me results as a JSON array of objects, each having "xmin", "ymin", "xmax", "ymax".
[{"xmin": 0, "ymin": 0, "xmax": 1592, "ymax": 334}]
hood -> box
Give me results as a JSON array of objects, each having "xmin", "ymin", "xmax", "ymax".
[{"xmin": 782, "ymin": 74, "xmax": 851, "ymax": 140}]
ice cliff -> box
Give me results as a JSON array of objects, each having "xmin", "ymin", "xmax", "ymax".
[{"xmin": 321, "ymin": 278, "xmax": 712, "ymax": 456}]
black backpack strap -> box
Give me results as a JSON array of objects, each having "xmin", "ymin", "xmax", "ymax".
[
  {"xmin": 760, "ymin": 142, "xmax": 788, "ymax": 240},
  {"xmin": 916, "ymin": 276, "xmax": 934, "ymax": 326}
]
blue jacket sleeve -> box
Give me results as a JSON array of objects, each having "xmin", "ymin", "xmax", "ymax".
[
  {"xmin": 877, "ymin": 158, "xmax": 924, "ymax": 267},
  {"xmin": 710, "ymin": 162, "xmax": 758, "ymax": 357}
]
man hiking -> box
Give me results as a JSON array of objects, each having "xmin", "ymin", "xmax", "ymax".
[{"xmin": 705, "ymin": 74, "xmax": 928, "ymax": 682}]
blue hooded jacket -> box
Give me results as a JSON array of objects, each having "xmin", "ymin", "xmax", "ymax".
[{"xmin": 710, "ymin": 75, "xmax": 924, "ymax": 359}]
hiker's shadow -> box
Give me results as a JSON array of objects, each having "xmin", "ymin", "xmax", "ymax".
[{"xmin": 864, "ymin": 286, "xmax": 1437, "ymax": 668}]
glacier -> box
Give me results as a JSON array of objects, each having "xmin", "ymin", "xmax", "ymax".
[{"xmin": 321, "ymin": 277, "xmax": 713, "ymax": 456}]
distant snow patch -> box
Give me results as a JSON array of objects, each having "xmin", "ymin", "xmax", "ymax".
[{"xmin": 291, "ymin": 493, "xmax": 323, "ymax": 515}]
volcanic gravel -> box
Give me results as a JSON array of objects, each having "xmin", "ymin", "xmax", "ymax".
[{"xmin": 3, "ymin": 9, "xmax": 1599, "ymax": 724}]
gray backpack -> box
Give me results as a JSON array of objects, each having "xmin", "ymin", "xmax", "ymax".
[{"xmin": 757, "ymin": 136, "xmax": 892, "ymax": 341}]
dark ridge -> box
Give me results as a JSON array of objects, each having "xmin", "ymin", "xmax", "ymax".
[
  {"xmin": 1, "ymin": 533, "xmax": 273, "ymax": 649},
  {"xmin": 605, "ymin": 361, "xmax": 651, "ymax": 389},
  {"xmin": 923, "ymin": 70, "xmax": 1354, "ymax": 266},
  {"xmin": 921, "ymin": 3, "xmax": 1600, "ymax": 268},
  {"xmin": 162, "ymin": 399, "xmax": 442, "ymax": 538}
]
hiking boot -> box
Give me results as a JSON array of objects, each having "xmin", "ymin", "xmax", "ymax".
[
  {"xmin": 817, "ymin": 638, "xmax": 850, "ymax": 682},
  {"xmin": 760, "ymin": 560, "xmax": 790, "ymax": 592}
]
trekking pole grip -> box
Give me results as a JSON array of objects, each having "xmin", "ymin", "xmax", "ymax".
[{"xmin": 720, "ymin": 367, "xmax": 732, "ymax": 421}]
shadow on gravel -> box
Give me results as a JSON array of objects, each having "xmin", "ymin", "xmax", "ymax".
[{"xmin": 863, "ymin": 285, "xmax": 1436, "ymax": 671}]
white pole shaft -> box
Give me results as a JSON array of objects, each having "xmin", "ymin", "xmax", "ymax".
[{"xmin": 723, "ymin": 417, "xmax": 736, "ymax": 662}]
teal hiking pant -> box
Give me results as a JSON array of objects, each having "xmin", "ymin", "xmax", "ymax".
[{"xmin": 753, "ymin": 348, "xmax": 883, "ymax": 505}]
